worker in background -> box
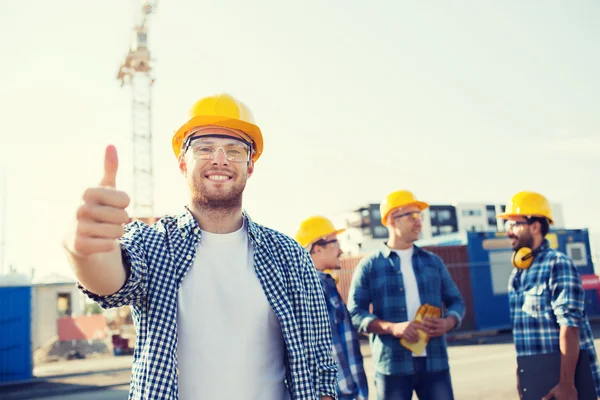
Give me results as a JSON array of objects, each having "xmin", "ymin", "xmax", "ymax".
[
  {"xmin": 496, "ymin": 191, "xmax": 600, "ymax": 399},
  {"xmin": 62, "ymin": 93, "xmax": 338, "ymax": 400},
  {"xmin": 295, "ymin": 216, "xmax": 369, "ymax": 400},
  {"xmin": 347, "ymin": 189, "xmax": 465, "ymax": 400}
]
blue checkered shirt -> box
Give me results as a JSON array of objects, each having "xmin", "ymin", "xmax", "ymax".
[
  {"xmin": 509, "ymin": 239, "xmax": 600, "ymax": 396},
  {"xmin": 318, "ymin": 271, "xmax": 369, "ymax": 400},
  {"xmin": 78, "ymin": 209, "xmax": 338, "ymax": 400},
  {"xmin": 347, "ymin": 245, "xmax": 465, "ymax": 376}
]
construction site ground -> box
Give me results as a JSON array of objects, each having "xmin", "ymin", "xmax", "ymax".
[{"xmin": 2, "ymin": 325, "xmax": 600, "ymax": 399}]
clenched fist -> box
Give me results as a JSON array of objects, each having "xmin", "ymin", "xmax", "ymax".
[{"xmin": 65, "ymin": 145, "xmax": 131, "ymax": 257}]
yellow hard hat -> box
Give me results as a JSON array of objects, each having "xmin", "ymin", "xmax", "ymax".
[
  {"xmin": 380, "ymin": 190, "xmax": 429, "ymax": 227},
  {"xmin": 171, "ymin": 93, "xmax": 264, "ymax": 161},
  {"xmin": 496, "ymin": 191, "xmax": 554, "ymax": 224},
  {"xmin": 294, "ymin": 216, "xmax": 346, "ymax": 248}
]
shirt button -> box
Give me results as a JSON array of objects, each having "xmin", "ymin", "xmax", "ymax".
[{"xmin": 186, "ymin": 255, "xmax": 192, "ymax": 261}]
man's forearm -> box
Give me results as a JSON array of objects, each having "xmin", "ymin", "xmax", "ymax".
[
  {"xmin": 65, "ymin": 245, "xmax": 127, "ymax": 296},
  {"xmin": 366, "ymin": 318, "xmax": 394, "ymax": 335},
  {"xmin": 559, "ymin": 325, "xmax": 580, "ymax": 384}
]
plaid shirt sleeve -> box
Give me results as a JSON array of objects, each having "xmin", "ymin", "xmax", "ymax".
[
  {"xmin": 301, "ymin": 251, "xmax": 339, "ymax": 398},
  {"xmin": 320, "ymin": 274, "xmax": 369, "ymax": 399},
  {"xmin": 77, "ymin": 221, "xmax": 148, "ymax": 309},
  {"xmin": 549, "ymin": 253, "xmax": 585, "ymax": 327},
  {"xmin": 347, "ymin": 257, "xmax": 377, "ymax": 334}
]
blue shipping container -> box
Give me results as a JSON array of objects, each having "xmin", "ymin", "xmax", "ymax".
[{"xmin": 0, "ymin": 285, "xmax": 32, "ymax": 384}]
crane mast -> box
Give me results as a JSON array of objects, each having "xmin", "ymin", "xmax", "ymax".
[{"xmin": 116, "ymin": 0, "xmax": 158, "ymax": 218}]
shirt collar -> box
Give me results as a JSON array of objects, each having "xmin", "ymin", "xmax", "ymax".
[
  {"xmin": 381, "ymin": 242, "xmax": 420, "ymax": 258},
  {"xmin": 176, "ymin": 206, "xmax": 263, "ymax": 246},
  {"xmin": 536, "ymin": 238, "xmax": 551, "ymax": 254}
]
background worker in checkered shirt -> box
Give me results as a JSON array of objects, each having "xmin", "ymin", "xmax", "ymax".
[
  {"xmin": 62, "ymin": 93, "xmax": 338, "ymax": 400},
  {"xmin": 295, "ymin": 216, "xmax": 369, "ymax": 400},
  {"xmin": 497, "ymin": 191, "xmax": 600, "ymax": 400},
  {"xmin": 347, "ymin": 189, "xmax": 465, "ymax": 400}
]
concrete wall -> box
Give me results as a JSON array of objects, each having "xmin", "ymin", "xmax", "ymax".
[{"xmin": 31, "ymin": 283, "xmax": 86, "ymax": 350}]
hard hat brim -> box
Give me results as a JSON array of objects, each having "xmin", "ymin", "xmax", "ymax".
[
  {"xmin": 496, "ymin": 212, "xmax": 554, "ymax": 225},
  {"xmin": 303, "ymin": 228, "xmax": 346, "ymax": 248},
  {"xmin": 172, "ymin": 116, "xmax": 264, "ymax": 161},
  {"xmin": 332, "ymin": 227, "xmax": 347, "ymax": 237}
]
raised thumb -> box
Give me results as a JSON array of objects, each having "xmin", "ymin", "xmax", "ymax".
[{"xmin": 100, "ymin": 145, "xmax": 119, "ymax": 188}]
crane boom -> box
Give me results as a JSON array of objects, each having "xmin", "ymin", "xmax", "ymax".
[{"xmin": 116, "ymin": 0, "xmax": 159, "ymax": 218}]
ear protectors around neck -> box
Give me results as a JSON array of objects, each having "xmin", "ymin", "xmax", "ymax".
[{"xmin": 511, "ymin": 247, "xmax": 537, "ymax": 269}]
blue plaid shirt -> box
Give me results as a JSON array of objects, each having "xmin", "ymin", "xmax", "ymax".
[
  {"xmin": 78, "ymin": 209, "xmax": 338, "ymax": 400},
  {"xmin": 509, "ymin": 239, "xmax": 600, "ymax": 396},
  {"xmin": 318, "ymin": 271, "xmax": 369, "ymax": 400},
  {"xmin": 347, "ymin": 245, "xmax": 465, "ymax": 376}
]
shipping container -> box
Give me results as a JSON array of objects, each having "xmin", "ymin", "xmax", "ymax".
[
  {"xmin": 0, "ymin": 279, "xmax": 32, "ymax": 385},
  {"xmin": 338, "ymin": 255, "xmax": 364, "ymax": 305},
  {"xmin": 424, "ymin": 245, "xmax": 476, "ymax": 331}
]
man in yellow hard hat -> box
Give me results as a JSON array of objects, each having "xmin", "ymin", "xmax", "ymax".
[
  {"xmin": 295, "ymin": 216, "xmax": 369, "ymax": 400},
  {"xmin": 63, "ymin": 93, "xmax": 338, "ymax": 400},
  {"xmin": 497, "ymin": 191, "xmax": 600, "ymax": 399},
  {"xmin": 347, "ymin": 189, "xmax": 465, "ymax": 400}
]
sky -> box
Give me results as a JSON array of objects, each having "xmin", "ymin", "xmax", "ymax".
[{"xmin": 0, "ymin": 0, "xmax": 599, "ymax": 281}]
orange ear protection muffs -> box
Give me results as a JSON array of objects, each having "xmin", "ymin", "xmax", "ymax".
[{"xmin": 511, "ymin": 247, "xmax": 540, "ymax": 269}]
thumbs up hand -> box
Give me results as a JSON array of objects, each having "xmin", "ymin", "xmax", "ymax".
[
  {"xmin": 100, "ymin": 143, "xmax": 120, "ymax": 188},
  {"xmin": 65, "ymin": 145, "xmax": 131, "ymax": 257}
]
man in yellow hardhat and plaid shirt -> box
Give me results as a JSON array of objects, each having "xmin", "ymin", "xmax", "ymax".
[
  {"xmin": 64, "ymin": 93, "xmax": 338, "ymax": 400},
  {"xmin": 347, "ymin": 189, "xmax": 465, "ymax": 400},
  {"xmin": 497, "ymin": 191, "xmax": 600, "ymax": 399},
  {"xmin": 296, "ymin": 216, "xmax": 369, "ymax": 400}
]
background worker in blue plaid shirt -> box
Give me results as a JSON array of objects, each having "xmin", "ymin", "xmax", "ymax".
[
  {"xmin": 295, "ymin": 216, "xmax": 369, "ymax": 400},
  {"xmin": 63, "ymin": 93, "xmax": 338, "ymax": 400},
  {"xmin": 497, "ymin": 191, "xmax": 600, "ymax": 399},
  {"xmin": 347, "ymin": 189, "xmax": 465, "ymax": 400}
]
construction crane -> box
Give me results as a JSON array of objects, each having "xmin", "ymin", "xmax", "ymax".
[{"xmin": 116, "ymin": 0, "xmax": 158, "ymax": 218}]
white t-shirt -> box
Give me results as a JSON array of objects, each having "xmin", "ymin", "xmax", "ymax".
[
  {"xmin": 177, "ymin": 223, "xmax": 290, "ymax": 399},
  {"xmin": 393, "ymin": 246, "xmax": 426, "ymax": 357}
]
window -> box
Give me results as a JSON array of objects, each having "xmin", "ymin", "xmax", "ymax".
[
  {"xmin": 566, "ymin": 243, "xmax": 588, "ymax": 267},
  {"xmin": 438, "ymin": 210, "xmax": 452, "ymax": 222},
  {"xmin": 373, "ymin": 226, "xmax": 387, "ymax": 238},
  {"xmin": 462, "ymin": 209, "xmax": 482, "ymax": 217},
  {"xmin": 360, "ymin": 209, "xmax": 371, "ymax": 225},
  {"xmin": 440, "ymin": 225, "xmax": 455, "ymax": 234},
  {"xmin": 486, "ymin": 205, "xmax": 497, "ymax": 227},
  {"xmin": 57, "ymin": 293, "xmax": 72, "ymax": 317}
]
